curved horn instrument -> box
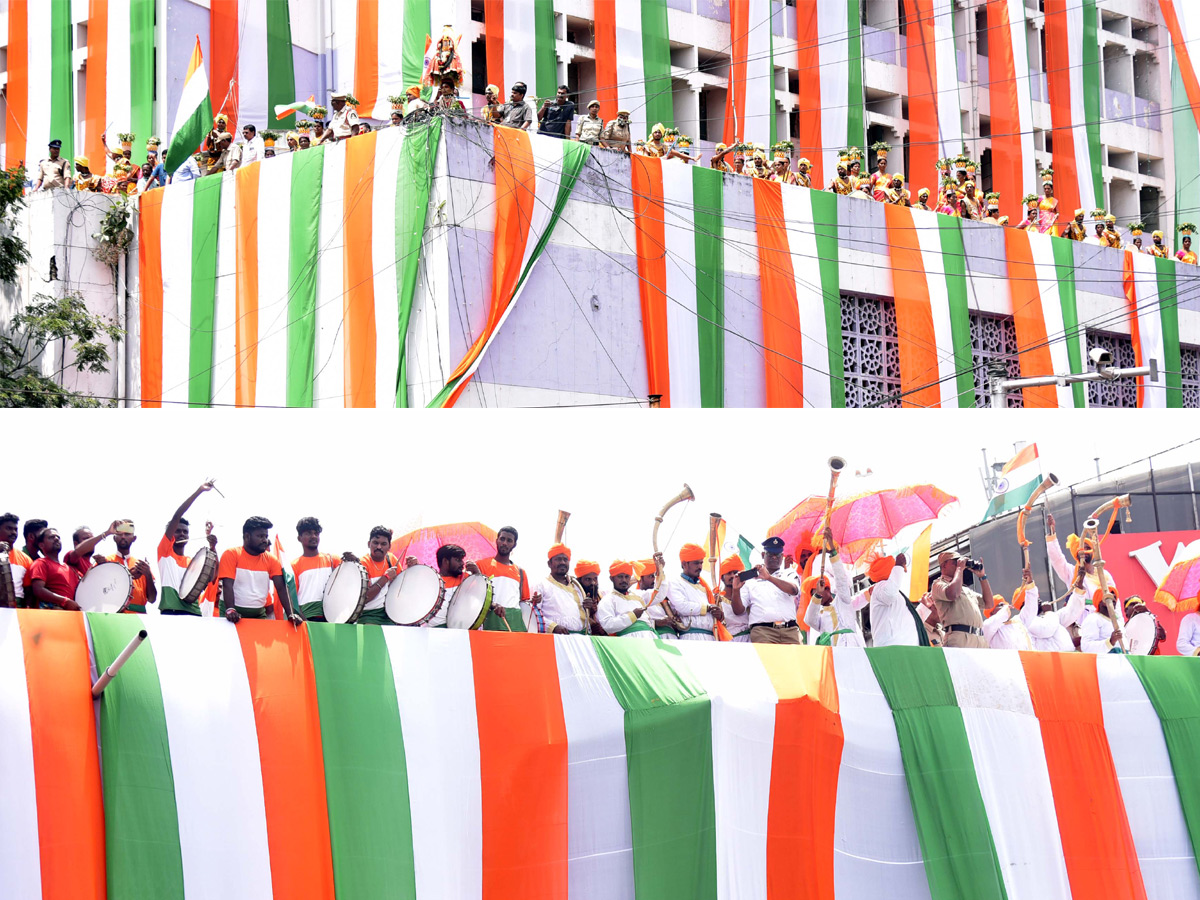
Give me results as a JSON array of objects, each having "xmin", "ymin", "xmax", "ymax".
[
  {"xmin": 708, "ymin": 512, "xmax": 722, "ymax": 589},
  {"xmin": 1081, "ymin": 494, "xmax": 1133, "ymax": 652},
  {"xmin": 650, "ymin": 483, "xmax": 695, "ymax": 623},
  {"xmin": 819, "ymin": 457, "xmax": 846, "ymax": 579},
  {"xmin": 554, "ymin": 510, "xmax": 570, "ymax": 544},
  {"xmin": 1016, "ymin": 473, "xmax": 1058, "ymax": 569}
]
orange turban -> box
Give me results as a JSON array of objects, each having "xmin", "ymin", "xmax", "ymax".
[
  {"xmin": 633, "ymin": 558, "xmax": 656, "ymax": 578},
  {"xmin": 1012, "ymin": 585, "xmax": 1028, "ymax": 610},
  {"xmin": 795, "ymin": 529, "xmax": 813, "ymax": 555},
  {"xmin": 609, "ymin": 560, "xmax": 634, "ymax": 577},
  {"xmin": 679, "ymin": 542, "xmax": 706, "ymax": 563},
  {"xmin": 574, "ymin": 560, "xmax": 600, "ymax": 577},
  {"xmin": 801, "ymin": 574, "xmax": 829, "ymax": 605},
  {"xmin": 985, "ymin": 594, "xmax": 1007, "ymax": 617},
  {"xmin": 868, "ymin": 555, "xmax": 896, "ymax": 582},
  {"xmin": 719, "ymin": 554, "xmax": 745, "ymax": 576},
  {"xmin": 548, "ymin": 543, "xmax": 571, "ymax": 561}
]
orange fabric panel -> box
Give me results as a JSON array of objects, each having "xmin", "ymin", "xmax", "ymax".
[
  {"xmin": 1004, "ymin": 228, "xmax": 1059, "ymax": 408},
  {"xmin": 210, "ymin": 0, "xmax": 240, "ymax": 128},
  {"xmin": 353, "ymin": 0, "xmax": 379, "ymax": 117},
  {"xmin": 755, "ymin": 644, "xmax": 843, "ymax": 900},
  {"xmin": 484, "ymin": 0, "xmax": 505, "ymax": 95},
  {"xmin": 593, "ymin": 2, "xmax": 618, "ymax": 121},
  {"xmin": 18, "ymin": 611, "xmax": 106, "ymax": 899},
  {"xmin": 342, "ymin": 130, "xmax": 377, "ymax": 407},
  {"xmin": 1161, "ymin": 1, "xmax": 1200, "ymax": 124},
  {"xmin": 906, "ymin": 0, "xmax": 938, "ymax": 195},
  {"xmin": 83, "ymin": 0, "xmax": 108, "ymax": 171},
  {"xmin": 723, "ymin": 0, "xmax": 749, "ymax": 145},
  {"xmin": 630, "ymin": 155, "xmax": 671, "ymax": 405},
  {"xmin": 236, "ymin": 621, "xmax": 336, "ymax": 900},
  {"xmin": 470, "ymin": 631, "xmax": 568, "ymax": 900},
  {"xmin": 882, "ymin": 204, "xmax": 940, "ymax": 407},
  {"xmin": 753, "ymin": 178, "xmax": 805, "ymax": 406},
  {"xmin": 138, "ymin": 187, "xmax": 164, "ymax": 406},
  {"xmin": 235, "ymin": 163, "xmax": 261, "ymax": 407},
  {"xmin": 987, "ymin": 0, "xmax": 1024, "ymax": 225},
  {"xmin": 1043, "ymin": 2, "xmax": 1082, "ymax": 226},
  {"xmin": 6, "ymin": 1, "xmax": 27, "ymax": 168},
  {"xmin": 1020, "ymin": 652, "xmax": 1147, "ymax": 900},
  {"xmin": 1122, "ymin": 250, "xmax": 1145, "ymax": 407},
  {"xmin": 794, "ymin": 1, "xmax": 823, "ymax": 187}
]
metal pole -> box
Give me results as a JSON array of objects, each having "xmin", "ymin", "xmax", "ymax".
[
  {"xmin": 1094, "ymin": 457, "xmax": 1101, "ymax": 480},
  {"xmin": 988, "ymin": 362, "xmax": 1008, "ymax": 408},
  {"xmin": 1148, "ymin": 456, "xmax": 1161, "ymax": 531},
  {"xmin": 1069, "ymin": 485, "xmax": 1079, "ymax": 535},
  {"xmin": 1189, "ymin": 461, "xmax": 1199, "ymax": 530},
  {"xmin": 981, "ymin": 447, "xmax": 993, "ymax": 498},
  {"xmin": 92, "ymin": 630, "xmax": 148, "ymax": 698}
]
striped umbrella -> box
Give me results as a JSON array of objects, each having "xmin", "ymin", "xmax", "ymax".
[
  {"xmin": 1155, "ymin": 553, "xmax": 1200, "ymax": 613},
  {"xmin": 389, "ymin": 522, "xmax": 498, "ymax": 567}
]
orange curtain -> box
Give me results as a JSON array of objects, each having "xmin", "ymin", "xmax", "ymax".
[
  {"xmin": 883, "ymin": 204, "xmax": 941, "ymax": 407},
  {"xmin": 753, "ymin": 178, "xmax": 806, "ymax": 406},
  {"xmin": 631, "ymin": 155, "xmax": 671, "ymax": 405}
]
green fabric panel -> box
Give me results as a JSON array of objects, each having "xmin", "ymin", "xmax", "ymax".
[
  {"xmin": 1154, "ymin": 255, "xmax": 1183, "ymax": 408},
  {"xmin": 1050, "ymin": 236, "xmax": 1086, "ymax": 407},
  {"xmin": 482, "ymin": 606, "xmax": 526, "ymax": 632},
  {"xmin": 164, "ymin": 95, "xmax": 214, "ymax": 175},
  {"xmin": 1172, "ymin": 58, "xmax": 1200, "ymax": 241},
  {"xmin": 287, "ymin": 145, "xmax": 325, "ymax": 407},
  {"xmin": 767, "ymin": 19, "xmax": 776, "ymax": 147},
  {"xmin": 1081, "ymin": 0, "xmax": 1104, "ymax": 205},
  {"xmin": 692, "ymin": 165, "xmax": 724, "ymax": 407},
  {"xmin": 737, "ymin": 535, "xmax": 754, "ymax": 566},
  {"xmin": 88, "ymin": 613, "xmax": 185, "ymax": 900},
  {"xmin": 129, "ymin": 0, "xmax": 156, "ymax": 166},
  {"xmin": 265, "ymin": 0, "xmax": 297, "ymax": 130},
  {"xmin": 308, "ymin": 623, "xmax": 416, "ymax": 899},
  {"xmin": 867, "ymin": 648, "xmax": 1008, "ymax": 900},
  {"xmin": 396, "ymin": 118, "xmax": 443, "ymax": 406},
  {"xmin": 936, "ymin": 216, "xmax": 975, "ymax": 407},
  {"xmin": 845, "ymin": 0, "xmax": 864, "ymax": 148},
  {"xmin": 50, "ymin": 0, "xmax": 73, "ymax": 165},
  {"xmin": 641, "ymin": 0, "xmax": 674, "ymax": 130},
  {"xmin": 158, "ymin": 586, "xmax": 201, "ymax": 615},
  {"xmin": 402, "ymin": 0, "xmax": 432, "ymax": 90},
  {"xmin": 1127, "ymin": 656, "xmax": 1200, "ymax": 874},
  {"xmin": 534, "ymin": 1, "xmax": 557, "ymax": 99},
  {"xmin": 810, "ymin": 190, "xmax": 845, "ymax": 407},
  {"xmin": 188, "ymin": 175, "xmax": 222, "ymax": 407},
  {"xmin": 593, "ymin": 638, "xmax": 717, "ymax": 900}
]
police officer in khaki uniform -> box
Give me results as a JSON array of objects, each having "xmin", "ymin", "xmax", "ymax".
[
  {"xmin": 34, "ymin": 140, "xmax": 69, "ymax": 191},
  {"xmin": 931, "ymin": 549, "xmax": 990, "ymax": 648},
  {"xmin": 322, "ymin": 92, "xmax": 360, "ymax": 143}
]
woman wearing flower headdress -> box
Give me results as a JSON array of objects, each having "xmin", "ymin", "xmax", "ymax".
[
  {"xmin": 869, "ymin": 141, "xmax": 893, "ymax": 192},
  {"xmin": 1128, "ymin": 223, "xmax": 1146, "ymax": 252},
  {"xmin": 958, "ymin": 180, "xmax": 982, "ymax": 220},
  {"xmin": 936, "ymin": 180, "xmax": 960, "ymax": 216},
  {"xmin": 1035, "ymin": 169, "xmax": 1059, "ymax": 235},
  {"xmin": 1016, "ymin": 195, "xmax": 1041, "ymax": 233},
  {"xmin": 1177, "ymin": 224, "xmax": 1197, "ymax": 264}
]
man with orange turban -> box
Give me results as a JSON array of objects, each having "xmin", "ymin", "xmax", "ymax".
[
  {"xmin": 1015, "ymin": 565, "xmax": 1082, "ymax": 652},
  {"xmin": 931, "ymin": 550, "xmax": 989, "ymax": 649},
  {"xmin": 801, "ymin": 526, "xmax": 865, "ymax": 646},
  {"xmin": 658, "ymin": 543, "xmax": 723, "ymax": 640},
  {"xmin": 981, "ymin": 592, "xmax": 1032, "ymax": 650},
  {"xmin": 634, "ymin": 556, "xmax": 679, "ymax": 638},
  {"xmin": 1080, "ymin": 586, "xmax": 1126, "ymax": 653},
  {"xmin": 531, "ymin": 544, "xmax": 590, "ymax": 634},
  {"xmin": 717, "ymin": 554, "xmax": 751, "ymax": 641},
  {"xmin": 574, "ymin": 559, "xmax": 604, "ymax": 634},
  {"xmin": 1044, "ymin": 513, "xmax": 1119, "ymax": 622},
  {"xmin": 731, "ymin": 536, "xmax": 801, "ymax": 644},
  {"xmin": 867, "ymin": 552, "xmax": 919, "ymax": 646},
  {"xmin": 597, "ymin": 560, "xmax": 657, "ymax": 639}
]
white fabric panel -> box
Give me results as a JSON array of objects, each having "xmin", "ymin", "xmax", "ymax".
[
  {"xmin": 140, "ymin": 615, "xmax": 273, "ymax": 899},
  {"xmin": 384, "ymin": 628, "xmax": 483, "ymax": 900},
  {"xmin": 944, "ymin": 649, "xmax": 1072, "ymax": 900},
  {"xmin": 0, "ymin": 611, "xmax": 41, "ymax": 899},
  {"xmin": 1130, "ymin": 250, "xmax": 1166, "ymax": 408},
  {"xmin": 1065, "ymin": 0, "xmax": 1096, "ymax": 213},
  {"xmin": 1026, "ymin": 231, "xmax": 1075, "ymax": 407},
  {"xmin": 254, "ymin": 153, "xmax": 292, "ymax": 408},
  {"xmin": 662, "ymin": 159, "xmax": 702, "ymax": 407},
  {"xmin": 831, "ymin": 648, "xmax": 932, "ymax": 900},
  {"xmin": 24, "ymin": 2, "xmax": 52, "ymax": 157},
  {"xmin": 160, "ymin": 180, "xmax": 195, "ymax": 407},
  {"xmin": 238, "ymin": 0, "xmax": 270, "ymax": 128},
  {"xmin": 781, "ymin": 185, "xmax": 833, "ymax": 408},
  {"xmin": 106, "ymin": 0, "xmax": 133, "ymax": 135},
  {"xmin": 933, "ymin": 0, "xmax": 963, "ymax": 162},
  {"xmin": 316, "ymin": 143, "xmax": 347, "ymax": 406},
  {"xmin": 212, "ymin": 171, "xmax": 240, "ymax": 407},
  {"xmin": 817, "ymin": 0, "xmax": 849, "ymax": 187},
  {"xmin": 1006, "ymin": 0, "xmax": 1038, "ymax": 199},
  {"xmin": 330, "ymin": 0, "xmax": 357, "ymax": 94},
  {"xmin": 614, "ymin": 0, "xmax": 648, "ymax": 141},
  {"xmin": 554, "ymin": 635, "xmax": 636, "ymax": 900},
  {"xmin": 744, "ymin": 0, "xmax": 774, "ymax": 148},
  {"xmin": 373, "ymin": 0, "xmax": 406, "ymax": 120},
  {"xmin": 504, "ymin": 0, "xmax": 538, "ymax": 103},
  {"xmin": 372, "ymin": 128, "xmax": 402, "ymax": 407},
  {"xmin": 1096, "ymin": 656, "xmax": 1200, "ymax": 900},
  {"xmin": 912, "ymin": 207, "xmax": 958, "ymax": 408},
  {"xmin": 675, "ymin": 640, "xmax": 777, "ymax": 900}
]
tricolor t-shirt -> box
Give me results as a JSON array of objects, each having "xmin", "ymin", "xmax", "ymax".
[
  {"xmin": 474, "ymin": 558, "xmax": 530, "ymax": 609},
  {"xmin": 218, "ymin": 547, "xmax": 283, "ymax": 611},
  {"xmin": 361, "ymin": 553, "xmax": 398, "ymax": 612},
  {"xmin": 292, "ymin": 553, "xmax": 341, "ymax": 620},
  {"xmin": 429, "ymin": 572, "xmax": 464, "ymax": 627},
  {"xmin": 7, "ymin": 547, "xmax": 32, "ymax": 601},
  {"xmin": 105, "ymin": 553, "xmax": 152, "ymax": 613}
]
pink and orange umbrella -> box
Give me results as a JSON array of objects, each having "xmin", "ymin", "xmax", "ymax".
[
  {"xmin": 768, "ymin": 495, "xmax": 826, "ymax": 557},
  {"xmin": 827, "ymin": 484, "xmax": 958, "ymax": 547},
  {"xmin": 1154, "ymin": 554, "xmax": 1200, "ymax": 613},
  {"xmin": 390, "ymin": 522, "xmax": 497, "ymax": 567}
]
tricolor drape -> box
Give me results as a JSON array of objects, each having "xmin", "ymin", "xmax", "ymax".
[
  {"xmin": 6, "ymin": 609, "xmax": 1200, "ymax": 900},
  {"xmin": 209, "ymin": 0, "xmax": 297, "ymax": 132},
  {"xmin": 1160, "ymin": 1, "xmax": 1200, "ymax": 242},
  {"xmin": 1044, "ymin": 0, "xmax": 1104, "ymax": 220},
  {"xmin": 594, "ymin": 0, "xmax": 674, "ymax": 143},
  {"xmin": 905, "ymin": 0, "xmax": 963, "ymax": 193},
  {"xmin": 329, "ymin": 0, "xmax": 433, "ymax": 121},
  {"xmin": 987, "ymin": 0, "xmax": 1038, "ymax": 211},
  {"xmin": 723, "ymin": 0, "xmax": 775, "ymax": 149},
  {"xmin": 83, "ymin": 0, "xmax": 156, "ymax": 167},
  {"xmin": 484, "ymin": 0, "xmax": 558, "ymax": 108},
  {"xmin": 5, "ymin": 0, "xmax": 74, "ymax": 170}
]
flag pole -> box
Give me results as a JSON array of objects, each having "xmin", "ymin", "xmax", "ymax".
[{"xmin": 92, "ymin": 630, "xmax": 148, "ymax": 697}]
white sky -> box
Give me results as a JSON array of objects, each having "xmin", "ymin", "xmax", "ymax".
[{"xmin": 5, "ymin": 409, "xmax": 1196, "ymax": 575}]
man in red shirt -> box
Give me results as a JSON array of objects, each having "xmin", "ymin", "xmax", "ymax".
[{"xmin": 27, "ymin": 522, "xmax": 118, "ymax": 609}]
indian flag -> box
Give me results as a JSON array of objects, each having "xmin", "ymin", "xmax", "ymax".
[
  {"xmin": 982, "ymin": 443, "xmax": 1041, "ymax": 520},
  {"xmin": 273, "ymin": 95, "xmax": 316, "ymax": 122},
  {"xmin": 164, "ymin": 38, "xmax": 213, "ymax": 176}
]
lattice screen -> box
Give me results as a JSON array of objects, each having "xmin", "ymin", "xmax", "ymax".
[
  {"xmin": 1085, "ymin": 331, "xmax": 1138, "ymax": 408},
  {"xmin": 840, "ymin": 294, "xmax": 900, "ymax": 408},
  {"xmin": 1182, "ymin": 345, "xmax": 1200, "ymax": 409},
  {"xmin": 969, "ymin": 312, "xmax": 1024, "ymax": 408}
]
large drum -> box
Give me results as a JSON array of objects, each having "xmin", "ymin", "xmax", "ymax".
[
  {"xmin": 322, "ymin": 561, "xmax": 368, "ymax": 623},
  {"xmin": 0, "ymin": 545, "xmax": 14, "ymax": 607},
  {"xmin": 180, "ymin": 547, "xmax": 218, "ymax": 605},
  {"xmin": 446, "ymin": 574, "xmax": 493, "ymax": 630},
  {"xmin": 520, "ymin": 600, "xmax": 545, "ymax": 634},
  {"xmin": 1124, "ymin": 611, "xmax": 1159, "ymax": 655},
  {"xmin": 385, "ymin": 564, "xmax": 445, "ymax": 626},
  {"xmin": 76, "ymin": 562, "xmax": 133, "ymax": 613}
]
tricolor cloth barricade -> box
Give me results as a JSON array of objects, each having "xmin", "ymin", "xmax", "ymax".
[{"xmin": 3, "ymin": 607, "xmax": 1200, "ymax": 899}]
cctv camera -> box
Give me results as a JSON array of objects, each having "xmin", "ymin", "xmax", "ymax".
[{"xmin": 1089, "ymin": 347, "xmax": 1113, "ymax": 368}]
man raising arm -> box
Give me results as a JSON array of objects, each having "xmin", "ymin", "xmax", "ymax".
[{"xmin": 158, "ymin": 480, "xmax": 216, "ymax": 616}]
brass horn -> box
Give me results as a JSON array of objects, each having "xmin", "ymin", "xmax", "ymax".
[
  {"xmin": 819, "ymin": 457, "xmax": 846, "ymax": 578},
  {"xmin": 554, "ymin": 509, "xmax": 570, "ymax": 543}
]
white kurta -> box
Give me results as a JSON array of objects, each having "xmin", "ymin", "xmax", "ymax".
[
  {"xmin": 597, "ymin": 589, "xmax": 656, "ymax": 639},
  {"xmin": 739, "ymin": 567, "xmax": 801, "ymax": 625},
  {"xmin": 1176, "ymin": 612, "xmax": 1200, "ymax": 656},
  {"xmin": 664, "ymin": 576, "xmax": 715, "ymax": 640},
  {"xmin": 1018, "ymin": 583, "xmax": 1082, "ymax": 652},
  {"xmin": 1080, "ymin": 612, "xmax": 1121, "ymax": 654},
  {"xmin": 536, "ymin": 577, "xmax": 589, "ymax": 634},
  {"xmin": 869, "ymin": 563, "xmax": 919, "ymax": 647},
  {"xmin": 717, "ymin": 590, "xmax": 751, "ymax": 641},
  {"xmin": 801, "ymin": 555, "xmax": 865, "ymax": 647},
  {"xmin": 983, "ymin": 605, "xmax": 1033, "ymax": 650}
]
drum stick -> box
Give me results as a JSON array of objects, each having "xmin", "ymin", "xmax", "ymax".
[
  {"xmin": 206, "ymin": 476, "xmax": 226, "ymax": 498},
  {"xmin": 92, "ymin": 629, "xmax": 148, "ymax": 697}
]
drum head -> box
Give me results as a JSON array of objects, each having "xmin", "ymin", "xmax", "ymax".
[
  {"xmin": 446, "ymin": 574, "xmax": 492, "ymax": 630},
  {"xmin": 76, "ymin": 562, "xmax": 133, "ymax": 613},
  {"xmin": 179, "ymin": 548, "xmax": 217, "ymax": 604},
  {"xmin": 385, "ymin": 565, "xmax": 443, "ymax": 626},
  {"xmin": 0, "ymin": 550, "xmax": 14, "ymax": 607},
  {"xmin": 520, "ymin": 600, "xmax": 544, "ymax": 634},
  {"xmin": 322, "ymin": 562, "xmax": 368, "ymax": 624},
  {"xmin": 1125, "ymin": 611, "xmax": 1157, "ymax": 655}
]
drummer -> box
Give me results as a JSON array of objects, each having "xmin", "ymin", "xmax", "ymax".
[
  {"xmin": 474, "ymin": 525, "xmax": 529, "ymax": 631},
  {"xmin": 1121, "ymin": 595, "xmax": 1166, "ymax": 652},
  {"xmin": 292, "ymin": 516, "xmax": 358, "ymax": 622},
  {"xmin": 26, "ymin": 522, "xmax": 118, "ymax": 610},
  {"xmin": 159, "ymin": 480, "xmax": 219, "ymax": 616},
  {"xmin": 532, "ymin": 543, "xmax": 590, "ymax": 634},
  {"xmin": 596, "ymin": 560, "xmax": 656, "ymax": 638},
  {"xmin": 218, "ymin": 516, "xmax": 301, "ymax": 624},
  {"xmin": 0, "ymin": 513, "xmax": 33, "ymax": 608},
  {"xmin": 427, "ymin": 543, "xmax": 474, "ymax": 627},
  {"xmin": 105, "ymin": 519, "xmax": 158, "ymax": 613},
  {"xmin": 359, "ymin": 526, "xmax": 400, "ymax": 625}
]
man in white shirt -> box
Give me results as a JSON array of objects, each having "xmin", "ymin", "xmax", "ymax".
[
  {"xmin": 1079, "ymin": 590, "xmax": 1125, "ymax": 653},
  {"xmin": 636, "ymin": 557, "xmax": 680, "ymax": 639},
  {"xmin": 983, "ymin": 597, "xmax": 1032, "ymax": 650},
  {"xmin": 240, "ymin": 124, "xmax": 266, "ymax": 166},
  {"xmin": 597, "ymin": 560, "xmax": 656, "ymax": 639},
  {"xmin": 802, "ymin": 528, "xmax": 865, "ymax": 647},
  {"xmin": 1177, "ymin": 610, "xmax": 1200, "ymax": 656},
  {"xmin": 733, "ymin": 536, "xmax": 801, "ymax": 644},
  {"xmin": 1017, "ymin": 568, "xmax": 1084, "ymax": 652},
  {"xmin": 1045, "ymin": 513, "xmax": 1119, "ymax": 610},
  {"xmin": 867, "ymin": 553, "xmax": 918, "ymax": 647},
  {"xmin": 661, "ymin": 543, "xmax": 723, "ymax": 641},
  {"xmin": 532, "ymin": 543, "xmax": 589, "ymax": 634},
  {"xmin": 717, "ymin": 555, "xmax": 751, "ymax": 641},
  {"xmin": 323, "ymin": 92, "xmax": 360, "ymax": 142}
]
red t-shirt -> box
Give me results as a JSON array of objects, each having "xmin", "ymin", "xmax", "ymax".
[{"xmin": 27, "ymin": 558, "xmax": 79, "ymax": 604}]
